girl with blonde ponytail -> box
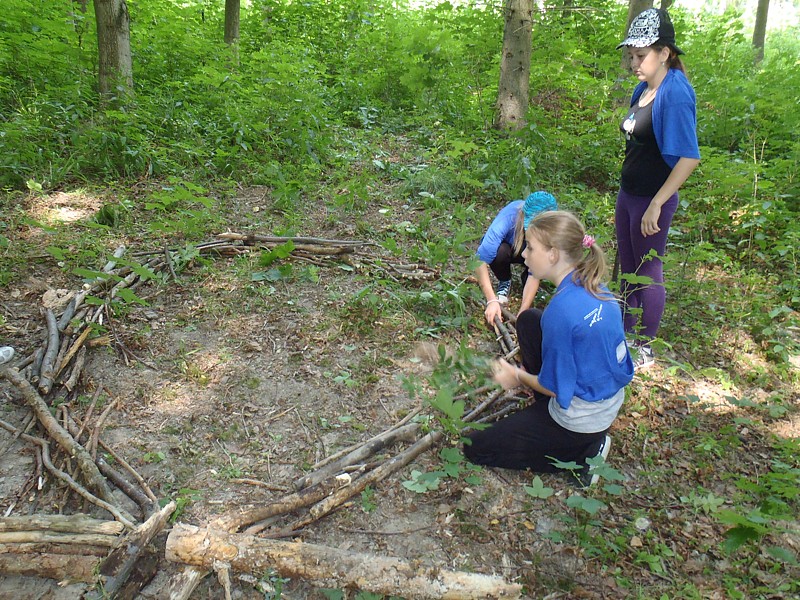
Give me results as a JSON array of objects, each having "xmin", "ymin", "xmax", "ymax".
[{"xmin": 464, "ymin": 211, "xmax": 634, "ymax": 487}]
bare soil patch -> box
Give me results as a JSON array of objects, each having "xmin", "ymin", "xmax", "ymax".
[{"xmin": 1, "ymin": 186, "xmax": 798, "ymax": 599}]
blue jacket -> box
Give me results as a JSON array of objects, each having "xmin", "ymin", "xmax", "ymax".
[
  {"xmin": 476, "ymin": 200, "xmax": 522, "ymax": 264},
  {"xmin": 630, "ymin": 69, "xmax": 700, "ymax": 168}
]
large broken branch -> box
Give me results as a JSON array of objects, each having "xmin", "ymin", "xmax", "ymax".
[
  {"xmin": 86, "ymin": 501, "xmax": 177, "ymax": 600},
  {"xmin": 166, "ymin": 524, "xmax": 522, "ymax": 600}
]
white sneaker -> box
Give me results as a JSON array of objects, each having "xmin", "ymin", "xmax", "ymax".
[
  {"xmin": 631, "ymin": 345, "xmax": 655, "ymax": 371},
  {"xmin": 0, "ymin": 346, "xmax": 14, "ymax": 366},
  {"xmin": 495, "ymin": 280, "xmax": 511, "ymax": 305},
  {"xmin": 579, "ymin": 435, "xmax": 612, "ymax": 488}
]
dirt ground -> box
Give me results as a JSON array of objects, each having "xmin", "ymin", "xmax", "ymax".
[{"xmin": 1, "ymin": 187, "xmax": 797, "ymax": 599}]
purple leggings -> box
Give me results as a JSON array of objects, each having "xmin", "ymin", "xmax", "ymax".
[{"xmin": 615, "ymin": 189, "xmax": 678, "ymax": 339}]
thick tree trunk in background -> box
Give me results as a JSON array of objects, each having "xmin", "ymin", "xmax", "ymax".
[
  {"xmin": 625, "ymin": 0, "xmax": 654, "ymax": 28},
  {"xmin": 224, "ymin": 0, "xmax": 240, "ymax": 45},
  {"xmin": 752, "ymin": 0, "xmax": 769, "ymax": 62},
  {"xmin": 493, "ymin": 0, "xmax": 532, "ymax": 130},
  {"xmin": 94, "ymin": 0, "xmax": 134, "ymax": 102}
]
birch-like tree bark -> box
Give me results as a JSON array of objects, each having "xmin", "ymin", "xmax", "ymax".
[{"xmin": 93, "ymin": 0, "xmax": 134, "ymax": 101}]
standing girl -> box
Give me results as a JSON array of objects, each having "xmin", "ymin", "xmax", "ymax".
[
  {"xmin": 616, "ymin": 8, "xmax": 700, "ymax": 368},
  {"xmin": 464, "ymin": 211, "xmax": 633, "ymax": 487},
  {"xmin": 475, "ymin": 191, "xmax": 557, "ymax": 325}
]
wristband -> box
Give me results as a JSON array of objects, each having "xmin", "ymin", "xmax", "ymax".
[{"xmin": 486, "ymin": 299, "xmax": 500, "ymax": 307}]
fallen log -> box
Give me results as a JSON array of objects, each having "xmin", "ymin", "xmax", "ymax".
[
  {"xmin": 0, "ymin": 552, "xmax": 98, "ymax": 583},
  {"xmin": 166, "ymin": 524, "xmax": 522, "ymax": 599},
  {"xmin": 0, "ymin": 514, "xmax": 124, "ymax": 535}
]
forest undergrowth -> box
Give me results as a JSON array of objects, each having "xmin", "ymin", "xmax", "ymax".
[{"xmin": 0, "ymin": 1, "xmax": 798, "ymax": 598}]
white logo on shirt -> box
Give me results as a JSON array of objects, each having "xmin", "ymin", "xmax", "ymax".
[{"xmin": 584, "ymin": 304, "xmax": 603, "ymax": 327}]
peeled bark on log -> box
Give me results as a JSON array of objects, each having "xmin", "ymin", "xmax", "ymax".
[
  {"xmin": 0, "ymin": 531, "xmax": 119, "ymax": 547},
  {"xmin": 0, "ymin": 514, "xmax": 124, "ymax": 535},
  {"xmin": 0, "ymin": 552, "xmax": 98, "ymax": 582},
  {"xmin": 166, "ymin": 524, "xmax": 522, "ymax": 599}
]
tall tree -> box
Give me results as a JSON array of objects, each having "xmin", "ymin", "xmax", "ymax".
[
  {"xmin": 494, "ymin": 0, "xmax": 532, "ymax": 130},
  {"xmin": 93, "ymin": 0, "xmax": 133, "ymax": 102},
  {"xmin": 225, "ymin": 0, "xmax": 240, "ymax": 45},
  {"xmin": 752, "ymin": 0, "xmax": 769, "ymax": 62},
  {"xmin": 625, "ymin": 0, "xmax": 654, "ymax": 30}
]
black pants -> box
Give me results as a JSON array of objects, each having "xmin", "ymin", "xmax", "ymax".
[
  {"xmin": 488, "ymin": 242, "xmax": 528, "ymax": 287},
  {"xmin": 463, "ymin": 309, "xmax": 606, "ymax": 471}
]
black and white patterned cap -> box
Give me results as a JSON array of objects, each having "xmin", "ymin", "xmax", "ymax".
[{"xmin": 616, "ymin": 8, "xmax": 684, "ymax": 55}]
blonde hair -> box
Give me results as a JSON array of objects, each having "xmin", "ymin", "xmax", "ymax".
[
  {"xmin": 527, "ymin": 211, "xmax": 610, "ymax": 299},
  {"xmin": 512, "ymin": 209, "xmax": 525, "ymax": 256}
]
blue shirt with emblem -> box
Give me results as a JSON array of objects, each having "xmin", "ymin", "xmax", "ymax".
[{"xmin": 537, "ymin": 274, "xmax": 634, "ymax": 410}]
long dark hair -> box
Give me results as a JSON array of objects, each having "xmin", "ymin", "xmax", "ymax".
[{"xmin": 653, "ymin": 44, "xmax": 686, "ymax": 74}]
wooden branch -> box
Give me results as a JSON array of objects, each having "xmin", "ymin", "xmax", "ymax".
[
  {"xmin": 314, "ymin": 432, "xmax": 441, "ymax": 523},
  {"xmin": 0, "ymin": 514, "xmax": 124, "ymax": 535},
  {"xmin": 38, "ymin": 308, "xmax": 60, "ymax": 394},
  {"xmin": 166, "ymin": 524, "xmax": 522, "ymax": 599},
  {"xmin": 0, "ymin": 368, "xmax": 122, "ymax": 511},
  {"xmin": 0, "ymin": 542, "xmax": 109, "ymax": 557},
  {"xmin": 90, "ymin": 394, "xmax": 118, "ymax": 459},
  {"xmin": 215, "ymin": 233, "xmax": 373, "ymax": 247},
  {"xmin": 0, "ymin": 418, "xmax": 135, "ymax": 528},
  {"xmin": 212, "ymin": 474, "xmax": 352, "ymax": 533},
  {"xmin": 0, "ymin": 531, "xmax": 119, "ymax": 547},
  {"xmin": 55, "ymin": 325, "xmax": 92, "ymax": 380},
  {"xmin": 63, "ymin": 345, "xmax": 87, "ymax": 392},
  {"xmin": 293, "ymin": 422, "xmax": 422, "ymax": 491},
  {"xmin": 95, "ymin": 438, "xmax": 159, "ymax": 504},
  {"xmin": 63, "ymin": 414, "xmax": 157, "ymax": 517},
  {"xmin": 87, "ymin": 501, "xmax": 176, "ymax": 600}
]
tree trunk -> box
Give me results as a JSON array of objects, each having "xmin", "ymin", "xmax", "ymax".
[
  {"xmin": 166, "ymin": 524, "xmax": 522, "ymax": 599},
  {"xmin": 224, "ymin": 0, "xmax": 240, "ymax": 45},
  {"xmin": 93, "ymin": 0, "xmax": 134, "ymax": 101},
  {"xmin": 494, "ymin": 0, "xmax": 532, "ymax": 130},
  {"xmin": 752, "ymin": 0, "xmax": 769, "ymax": 62}
]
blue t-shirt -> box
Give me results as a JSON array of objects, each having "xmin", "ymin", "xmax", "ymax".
[
  {"xmin": 476, "ymin": 200, "xmax": 523, "ymax": 264},
  {"xmin": 537, "ymin": 275, "xmax": 634, "ymax": 409}
]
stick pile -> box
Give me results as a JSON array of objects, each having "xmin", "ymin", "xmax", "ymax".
[{"xmin": 0, "ymin": 233, "xmax": 524, "ymax": 598}]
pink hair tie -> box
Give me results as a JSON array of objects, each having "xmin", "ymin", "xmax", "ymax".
[{"xmin": 582, "ymin": 234, "xmax": 595, "ymax": 248}]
